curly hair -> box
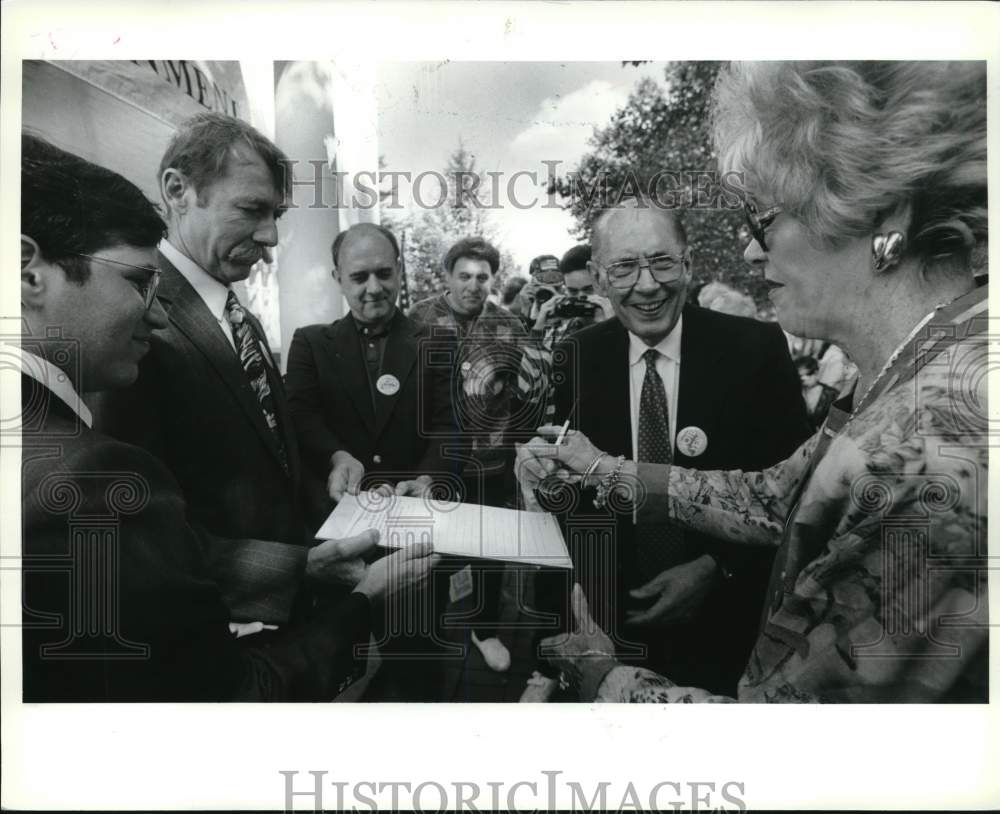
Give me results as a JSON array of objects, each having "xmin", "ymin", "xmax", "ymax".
[
  {"xmin": 712, "ymin": 61, "xmax": 987, "ymax": 270},
  {"xmin": 442, "ymin": 237, "xmax": 500, "ymax": 276}
]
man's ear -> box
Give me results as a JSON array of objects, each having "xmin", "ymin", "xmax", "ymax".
[
  {"xmin": 588, "ymin": 260, "xmax": 609, "ymax": 295},
  {"xmin": 21, "ymin": 236, "xmax": 49, "ymax": 308},
  {"xmin": 160, "ymin": 167, "xmax": 191, "ymax": 214}
]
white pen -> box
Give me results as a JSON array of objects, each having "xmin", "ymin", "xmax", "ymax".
[{"xmin": 554, "ymin": 419, "xmax": 571, "ymax": 446}]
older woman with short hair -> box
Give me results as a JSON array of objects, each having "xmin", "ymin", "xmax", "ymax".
[{"xmin": 517, "ymin": 61, "xmax": 988, "ymax": 703}]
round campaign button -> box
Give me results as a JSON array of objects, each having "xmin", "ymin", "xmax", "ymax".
[
  {"xmin": 675, "ymin": 426, "xmax": 708, "ymax": 458},
  {"xmin": 376, "ymin": 374, "xmax": 400, "ymax": 396},
  {"xmin": 461, "ymin": 361, "xmax": 472, "ymax": 373}
]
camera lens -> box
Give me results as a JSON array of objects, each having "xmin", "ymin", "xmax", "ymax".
[{"xmin": 535, "ymin": 288, "xmax": 554, "ymax": 304}]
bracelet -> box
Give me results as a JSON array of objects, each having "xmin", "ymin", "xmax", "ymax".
[
  {"xmin": 593, "ymin": 455, "xmax": 625, "ymax": 509},
  {"xmin": 581, "ymin": 453, "xmax": 605, "ymax": 489}
]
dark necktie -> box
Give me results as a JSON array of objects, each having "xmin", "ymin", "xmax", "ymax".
[
  {"xmin": 225, "ymin": 291, "xmax": 288, "ymax": 472},
  {"xmin": 359, "ymin": 323, "xmax": 390, "ymax": 409},
  {"xmin": 634, "ymin": 348, "xmax": 688, "ymax": 581}
]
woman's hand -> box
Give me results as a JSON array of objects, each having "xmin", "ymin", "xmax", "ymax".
[
  {"xmin": 540, "ymin": 584, "xmax": 620, "ymax": 701},
  {"xmin": 529, "ymin": 424, "xmax": 606, "ymax": 476}
]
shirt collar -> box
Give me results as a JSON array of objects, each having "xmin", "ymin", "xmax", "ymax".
[
  {"xmin": 11, "ymin": 345, "xmax": 92, "ymax": 427},
  {"xmin": 159, "ymin": 239, "xmax": 231, "ymax": 322},
  {"xmin": 351, "ymin": 308, "xmax": 397, "ymax": 339},
  {"xmin": 628, "ymin": 313, "xmax": 683, "ymax": 367}
]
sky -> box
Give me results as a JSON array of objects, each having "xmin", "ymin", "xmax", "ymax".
[{"xmin": 375, "ymin": 61, "xmax": 670, "ymax": 275}]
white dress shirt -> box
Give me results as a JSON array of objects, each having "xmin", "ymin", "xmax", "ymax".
[
  {"xmin": 9, "ymin": 345, "xmax": 92, "ymax": 427},
  {"xmin": 627, "ymin": 314, "xmax": 682, "ymax": 461},
  {"xmin": 159, "ymin": 239, "xmax": 236, "ymax": 351}
]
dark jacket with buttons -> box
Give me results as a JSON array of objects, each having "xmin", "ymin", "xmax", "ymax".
[{"xmin": 286, "ymin": 309, "xmax": 456, "ymax": 529}]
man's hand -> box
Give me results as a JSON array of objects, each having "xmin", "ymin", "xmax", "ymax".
[
  {"xmin": 327, "ymin": 450, "xmax": 364, "ymax": 502},
  {"xmin": 305, "ymin": 528, "xmax": 378, "ymax": 587},
  {"xmin": 395, "ymin": 474, "xmax": 433, "ymax": 497},
  {"xmin": 587, "ymin": 294, "xmax": 615, "ymax": 321},
  {"xmin": 540, "ymin": 584, "xmax": 619, "ymax": 700},
  {"xmin": 626, "ymin": 554, "xmax": 718, "ymax": 627},
  {"xmin": 355, "ymin": 538, "xmax": 439, "ymax": 605},
  {"xmin": 532, "ymin": 294, "xmax": 564, "ymax": 331}
]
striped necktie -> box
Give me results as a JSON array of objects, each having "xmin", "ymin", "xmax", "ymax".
[{"xmin": 225, "ymin": 291, "xmax": 288, "ymax": 472}]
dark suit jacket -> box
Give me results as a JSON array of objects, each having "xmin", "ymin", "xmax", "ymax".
[
  {"xmin": 548, "ymin": 305, "xmax": 813, "ymax": 693},
  {"xmin": 93, "ymin": 254, "xmax": 305, "ymax": 550},
  {"xmin": 286, "ymin": 310, "xmax": 455, "ymax": 528},
  {"xmin": 21, "ymin": 375, "xmax": 370, "ymax": 702}
]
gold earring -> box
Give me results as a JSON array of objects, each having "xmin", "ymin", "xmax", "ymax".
[{"xmin": 872, "ymin": 231, "xmax": 905, "ymax": 272}]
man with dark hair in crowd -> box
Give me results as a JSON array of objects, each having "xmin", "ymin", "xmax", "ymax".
[
  {"xmin": 94, "ymin": 113, "xmax": 378, "ymax": 625},
  {"xmin": 408, "ymin": 237, "xmax": 531, "ymax": 678},
  {"xmin": 520, "ymin": 198, "xmax": 812, "ymax": 701},
  {"xmin": 529, "ymin": 245, "xmax": 613, "ymax": 344},
  {"xmin": 18, "ymin": 134, "xmax": 433, "ymax": 701}
]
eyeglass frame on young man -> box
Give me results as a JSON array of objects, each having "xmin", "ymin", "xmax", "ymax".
[
  {"xmin": 72, "ymin": 253, "xmax": 161, "ymax": 309},
  {"xmin": 742, "ymin": 199, "xmax": 783, "ymax": 252},
  {"xmin": 593, "ymin": 253, "xmax": 688, "ymax": 290}
]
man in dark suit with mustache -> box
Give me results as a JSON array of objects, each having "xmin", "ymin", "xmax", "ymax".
[{"xmin": 94, "ymin": 113, "xmax": 365, "ymax": 624}]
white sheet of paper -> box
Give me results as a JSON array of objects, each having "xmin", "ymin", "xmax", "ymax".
[{"xmin": 315, "ymin": 493, "xmax": 573, "ymax": 569}]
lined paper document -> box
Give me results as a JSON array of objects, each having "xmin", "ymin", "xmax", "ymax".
[{"xmin": 315, "ymin": 494, "xmax": 572, "ymax": 569}]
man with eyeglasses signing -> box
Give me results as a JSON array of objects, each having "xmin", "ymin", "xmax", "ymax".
[{"xmin": 518, "ymin": 196, "xmax": 811, "ymax": 701}]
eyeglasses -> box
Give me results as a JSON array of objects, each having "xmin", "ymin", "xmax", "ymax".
[
  {"xmin": 73, "ymin": 253, "xmax": 161, "ymax": 309},
  {"xmin": 596, "ymin": 253, "xmax": 687, "ymax": 290},
  {"xmin": 742, "ymin": 199, "xmax": 783, "ymax": 252}
]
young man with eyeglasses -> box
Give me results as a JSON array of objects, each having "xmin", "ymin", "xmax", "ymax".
[
  {"xmin": 520, "ymin": 196, "xmax": 811, "ymax": 701},
  {"xmin": 19, "ymin": 135, "xmax": 437, "ymax": 701}
]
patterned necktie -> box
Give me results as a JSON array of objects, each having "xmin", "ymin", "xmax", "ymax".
[
  {"xmin": 225, "ymin": 291, "xmax": 288, "ymax": 472},
  {"xmin": 634, "ymin": 348, "xmax": 688, "ymax": 581}
]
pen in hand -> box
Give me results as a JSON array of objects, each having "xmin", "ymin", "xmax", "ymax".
[{"xmin": 553, "ymin": 419, "xmax": 571, "ymax": 446}]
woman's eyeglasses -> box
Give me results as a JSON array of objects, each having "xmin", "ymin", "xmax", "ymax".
[{"xmin": 742, "ymin": 199, "xmax": 783, "ymax": 252}]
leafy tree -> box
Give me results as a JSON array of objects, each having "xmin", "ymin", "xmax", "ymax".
[
  {"xmin": 552, "ymin": 62, "xmax": 770, "ymax": 310},
  {"xmin": 382, "ymin": 142, "xmax": 518, "ymax": 308}
]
